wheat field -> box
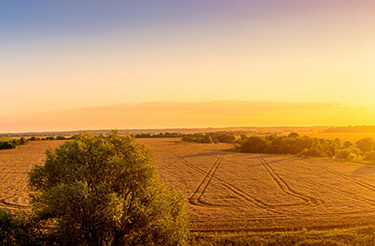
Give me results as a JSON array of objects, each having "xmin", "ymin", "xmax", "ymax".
[
  {"xmin": 2, "ymin": 139, "xmax": 375, "ymax": 232},
  {"xmin": 139, "ymin": 138, "xmax": 375, "ymax": 232},
  {"xmin": 0, "ymin": 141, "xmax": 65, "ymax": 210}
]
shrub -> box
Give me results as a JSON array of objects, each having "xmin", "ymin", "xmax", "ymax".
[
  {"xmin": 356, "ymin": 137, "xmax": 375, "ymax": 153},
  {"xmin": 288, "ymin": 132, "xmax": 299, "ymax": 138},
  {"xmin": 0, "ymin": 208, "xmax": 44, "ymax": 246},
  {"xmin": 364, "ymin": 151, "xmax": 375, "ymax": 161},
  {"xmin": 0, "ymin": 208, "xmax": 15, "ymax": 245},
  {"xmin": 348, "ymin": 153, "xmax": 358, "ymax": 161},
  {"xmin": 241, "ymin": 136, "xmax": 268, "ymax": 153},
  {"xmin": 336, "ymin": 149, "xmax": 350, "ymax": 159}
]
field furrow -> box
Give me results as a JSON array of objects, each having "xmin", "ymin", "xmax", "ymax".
[{"xmin": 3, "ymin": 138, "xmax": 375, "ymax": 232}]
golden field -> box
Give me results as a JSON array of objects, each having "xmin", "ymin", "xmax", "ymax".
[
  {"xmin": 141, "ymin": 138, "xmax": 375, "ymax": 232},
  {"xmin": 0, "ymin": 141, "xmax": 65, "ymax": 210},
  {"xmin": 3, "ymin": 139, "xmax": 375, "ymax": 232}
]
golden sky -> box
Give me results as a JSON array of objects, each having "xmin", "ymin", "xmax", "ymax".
[
  {"xmin": 0, "ymin": 1, "xmax": 374, "ymax": 132},
  {"xmin": 1, "ymin": 101, "xmax": 374, "ymax": 133}
]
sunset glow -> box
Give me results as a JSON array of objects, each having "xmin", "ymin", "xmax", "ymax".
[{"xmin": 0, "ymin": 1, "xmax": 374, "ymax": 132}]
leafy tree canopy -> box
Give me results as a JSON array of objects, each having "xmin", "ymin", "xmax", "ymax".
[{"xmin": 28, "ymin": 131, "xmax": 188, "ymax": 246}]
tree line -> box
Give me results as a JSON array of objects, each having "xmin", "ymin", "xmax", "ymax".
[
  {"xmin": 134, "ymin": 132, "xmax": 183, "ymax": 138},
  {"xmin": 240, "ymin": 133, "xmax": 375, "ymax": 162},
  {"xmin": 0, "ymin": 137, "xmax": 28, "ymax": 150},
  {"xmin": 181, "ymin": 132, "xmax": 236, "ymax": 144},
  {"xmin": 0, "ymin": 136, "xmax": 74, "ymax": 150}
]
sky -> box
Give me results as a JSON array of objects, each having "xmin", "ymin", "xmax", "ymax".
[{"xmin": 0, "ymin": 0, "xmax": 374, "ymax": 132}]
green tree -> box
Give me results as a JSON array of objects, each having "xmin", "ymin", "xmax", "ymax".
[
  {"xmin": 288, "ymin": 132, "xmax": 299, "ymax": 138},
  {"xmin": 202, "ymin": 134, "xmax": 213, "ymax": 143},
  {"xmin": 240, "ymin": 136, "xmax": 268, "ymax": 153},
  {"xmin": 356, "ymin": 137, "xmax": 375, "ymax": 153},
  {"xmin": 343, "ymin": 141, "xmax": 353, "ymax": 148},
  {"xmin": 19, "ymin": 137, "xmax": 27, "ymax": 145},
  {"xmin": 364, "ymin": 151, "xmax": 375, "ymax": 161},
  {"xmin": 28, "ymin": 131, "xmax": 188, "ymax": 246}
]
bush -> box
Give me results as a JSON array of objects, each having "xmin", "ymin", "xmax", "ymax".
[
  {"xmin": 241, "ymin": 136, "xmax": 267, "ymax": 153},
  {"xmin": 181, "ymin": 132, "xmax": 236, "ymax": 144},
  {"xmin": 356, "ymin": 137, "xmax": 375, "ymax": 153},
  {"xmin": 288, "ymin": 132, "xmax": 299, "ymax": 138},
  {"xmin": 28, "ymin": 131, "xmax": 188, "ymax": 245},
  {"xmin": 0, "ymin": 137, "xmax": 29, "ymax": 150},
  {"xmin": 364, "ymin": 151, "xmax": 375, "ymax": 161},
  {"xmin": 336, "ymin": 147, "xmax": 361, "ymax": 160},
  {"xmin": 0, "ymin": 141, "xmax": 16, "ymax": 149},
  {"xmin": 348, "ymin": 153, "xmax": 358, "ymax": 161},
  {"xmin": 0, "ymin": 208, "xmax": 15, "ymax": 245},
  {"xmin": 19, "ymin": 137, "xmax": 27, "ymax": 145},
  {"xmin": 0, "ymin": 208, "xmax": 44, "ymax": 246}
]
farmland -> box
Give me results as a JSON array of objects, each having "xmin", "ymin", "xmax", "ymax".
[
  {"xmin": 138, "ymin": 138, "xmax": 375, "ymax": 232},
  {"xmin": 0, "ymin": 141, "xmax": 65, "ymax": 210},
  {"xmin": 2, "ymin": 138, "xmax": 375, "ymax": 233},
  {"xmin": 0, "ymin": 137, "xmax": 14, "ymax": 142}
]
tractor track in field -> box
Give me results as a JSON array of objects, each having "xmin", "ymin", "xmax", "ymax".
[
  {"xmin": 305, "ymin": 179, "xmax": 375, "ymax": 207},
  {"xmin": 258, "ymin": 157, "xmax": 323, "ymax": 206},
  {"xmin": 0, "ymin": 141, "xmax": 65, "ymax": 211},
  {"xmin": 177, "ymin": 155, "xmax": 283, "ymax": 213},
  {"xmin": 304, "ymin": 159, "xmax": 375, "ymax": 193},
  {"xmin": 138, "ymin": 140, "xmax": 375, "ymax": 231},
  {"xmin": 177, "ymin": 154, "xmax": 323, "ymax": 215},
  {"xmin": 158, "ymin": 163, "xmax": 171, "ymax": 171},
  {"xmin": 189, "ymin": 154, "xmax": 225, "ymax": 206},
  {"xmin": 319, "ymin": 165, "xmax": 375, "ymax": 192}
]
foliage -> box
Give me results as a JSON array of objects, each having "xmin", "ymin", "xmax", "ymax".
[
  {"xmin": 28, "ymin": 131, "xmax": 188, "ymax": 245},
  {"xmin": 364, "ymin": 151, "xmax": 375, "ymax": 161},
  {"xmin": 0, "ymin": 135, "xmax": 70, "ymax": 149},
  {"xmin": 29, "ymin": 136, "xmax": 69, "ymax": 141},
  {"xmin": 355, "ymin": 137, "xmax": 375, "ymax": 153},
  {"xmin": 240, "ymin": 136, "xmax": 268, "ymax": 153},
  {"xmin": 288, "ymin": 132, "xmax": 300, "ymax": 138},
  {"xmin": 135, "ymin": 132, "xmax": 183, "ymax": 138},
  {"xmin": 182, "ymin": 132, "xmax": 236, "ymax": 144},
  {"xmin": 0, "ymin": 141, "xmax": 16, "ymax": 150},
  {"xmin": 336, "ymin": 147, "xmax": 361, "ymax": 160},
  {"xmin": 0, "ymin": 208, "xmax": 45, "ymax": 246},
  {"xmin": 240, "ymin": 134, "xmax": 375, "ymax": 162},
  {"xmin": 0, "ymin": 137, "xmax": 29, "ymax": 150},
  {"xmin": 0, "ymin": 208, "xmax": 16, "ymax": 245}
]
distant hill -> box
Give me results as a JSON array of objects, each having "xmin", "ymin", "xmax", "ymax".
[
  {"xmin": 0, "ymin": 126, "xmax": 330, "ymax": 137},
  {"xmin": 324, "ymin": 126, "xmax": 375, "ymax": 133}
]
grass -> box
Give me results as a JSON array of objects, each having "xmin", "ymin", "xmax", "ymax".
[
  {"xmin": 0, "ymin": 137, "xmax": 14, "ymax": 142},
  {"xmin": 191, "ymin": 225, "xmax": 375, "ymax": 245}
]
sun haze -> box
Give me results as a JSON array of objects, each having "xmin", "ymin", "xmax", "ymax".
[{"xmin": 0, "ymin": 1, "xmax": 374, "ymax": 132}]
